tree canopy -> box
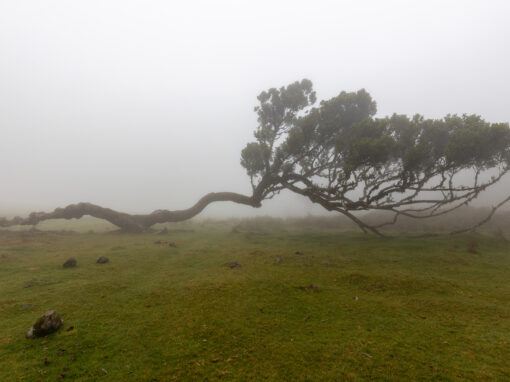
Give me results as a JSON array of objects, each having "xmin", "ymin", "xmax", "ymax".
[{"xmin": 241, "ymin": 79, "xmax": 510, "ymax": 235}]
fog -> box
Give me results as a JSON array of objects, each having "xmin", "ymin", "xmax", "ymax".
[{"xmin": 1, "ymin": 0, "xmax": 509, "ymax": 218}]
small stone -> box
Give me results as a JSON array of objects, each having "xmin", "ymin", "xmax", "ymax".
[
  {"xmin": 26, "ymin": 310, "xmax": 64, "ymax": 338},
  {"xmin": 21, "ymin": 303, "xmax": 32, "ymax": 308},
  {"xmin": 296, "ymin": 284, "xmax": 320, "ymax": 292},
  {"xmin": 66, "ymin": 326, "xmax": 74, "ymax": 332},
  {"xmin": 168, "ymin": 242, "xmax": 177, "ymax": 248},
  {"xmin": 225, "ymin": 261, "xmax": 241, "ymax": 269},
  {"xmin": 96, "ymin": 256, "xmax": 109, "ymax": 264},
  {"xmin": 62, "ymin": 258, "xmax": 77, "ymax": 268},
  {"xmin": 274, "ymin": 257, "xmax": 282, "ymax": 264},
  {"xmin": 295, "ymin": 251, "xmax": 304, "ymax": 255}
]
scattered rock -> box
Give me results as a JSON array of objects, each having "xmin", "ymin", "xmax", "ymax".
[
  {"xmin": 153, "ymin": 240, "xmax": 178, "ymax": 247},
  {"xmin": 274, "ymin": 257, "xmax": 282, "ymax": 264},
  {"xmin": 62, "ymin": 258, "xmax": 77, "ymax": 268},
  {"xmin": 110, "ymin": 246, "xmax": 125, "ymax": 250},
  {"xmin": 26, "ymin": 310, "xmax": 64, "ymax": 338},
  {"xmin": 296, "ymin": 284, "xmax": 320, "ymax": 292},
  {"xmin": 21, "ymin": 303, "xmax": 32, "ymax": 308},
  {"xmin": 96, "ymin": 256, "xmax": 109, "ymax": 264},
  {"xmin": 25, "ymin": 280, "xmax": 54, "ymax": 288},
  {"xmin": 295, "ymin": 251, "xmax": 304, "ymax": 255},
  {"xmin": 225, "ymin": 261, "xmax": 241, "ymax": 269}
]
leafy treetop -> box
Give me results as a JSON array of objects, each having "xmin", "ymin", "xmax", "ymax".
[{"xmin": 241, "ymin": 79, "xmax": 510, "ymax": 235}]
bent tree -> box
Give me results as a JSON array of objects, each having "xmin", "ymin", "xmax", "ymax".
[
  {"xmin": 1, "ymin": 80, "xmax": 510, "ymax": 234},
  {"xmin": 240, "ymin": 80, "xmax": 510, "ymax": 236}
]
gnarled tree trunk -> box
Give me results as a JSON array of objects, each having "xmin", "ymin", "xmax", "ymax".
[{"xmin": 0, "ymin": 192, "xmax": 261, "ymax": 233}]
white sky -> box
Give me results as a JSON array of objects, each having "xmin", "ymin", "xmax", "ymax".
[{"xmin": 1, "ymin": 0, "xmax": 509, "ymax": 216}]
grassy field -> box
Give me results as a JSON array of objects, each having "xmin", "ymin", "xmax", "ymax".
[{"xmin": 1, "ymin": 222, "xmax": 509, "ymax": 381}]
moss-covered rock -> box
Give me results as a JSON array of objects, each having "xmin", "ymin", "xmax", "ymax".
[{"xmin": 25, "ymin": 310, "xmax": 63, "ymax": 338}]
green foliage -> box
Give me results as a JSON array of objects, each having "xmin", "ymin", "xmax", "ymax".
[
  {"xmin": 240, "ymin": 80, "xmax": 510, "ymax": 230},
  {"xmin": 240, "ymin": 142, "xmax": 267, "ymax": 177},
  {"xmin": 241, "ymin": 79, "xmax": 316, "ymax": 178},
  {"xmin": 244, "ymin": 80, "xmax": 510, "ymax": 178}
]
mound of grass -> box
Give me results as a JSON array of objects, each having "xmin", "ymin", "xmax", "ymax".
[{"xmin": 0, "ymin": 227, "xmax": 509, "ymax": 381}]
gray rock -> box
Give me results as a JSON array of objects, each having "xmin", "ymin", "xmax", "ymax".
[
  {"xmin": 225, "ymin": 261, "xmax": 241, "ymax": 269},
  {"xmin": 96, "ymin": 256, "xmax": 109, "ymax": 264},
  {"xmin": 62, "ymin": 258, "xmax": 77, "ymax": 268},
  {"xmin": 26, "ymin": 310, "xmax": 64, "ymax": 338}
]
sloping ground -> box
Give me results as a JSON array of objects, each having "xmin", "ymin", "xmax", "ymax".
[{"xmin": 0, "ymin": 226, "xmax": 509, "ymax": 381}]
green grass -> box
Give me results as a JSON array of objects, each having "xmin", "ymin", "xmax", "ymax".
[{"xmin": 1, "ymin": 224, "xmax": 509, "ymax": 381}]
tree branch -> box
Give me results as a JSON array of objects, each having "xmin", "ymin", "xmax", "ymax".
[{"xmin": 0, "ymin": 192, "xmax": 261, "ymax": 233}]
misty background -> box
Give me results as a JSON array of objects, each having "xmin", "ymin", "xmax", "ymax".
[{"xmin": 1, "ymin": 0, "xmax": 509, "ymax": 218}]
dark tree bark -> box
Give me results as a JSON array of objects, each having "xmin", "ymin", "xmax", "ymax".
[{"xmin": 0, "ymin": 192, "xmax": 261, "ymax": 233}]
